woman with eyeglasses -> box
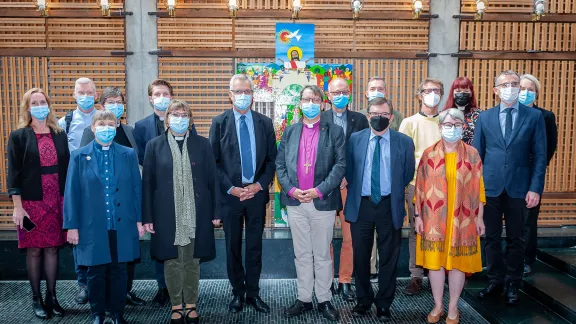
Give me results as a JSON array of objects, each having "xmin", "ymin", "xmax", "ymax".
[
  {"xmin": 142, "ymin": 99, "xmax": 220, "ymax": 324},
  {"xmin": 444, "ymin": 77, "xmax": 482, "ymax": 145},
  {"xmin": 414, "ymin": 108, "xmax": 486, "ymax": 324}
]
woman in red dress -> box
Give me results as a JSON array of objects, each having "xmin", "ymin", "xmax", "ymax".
[{"xmin": 8, "ymin": 88, "xmax": 70, "ymax": 319}]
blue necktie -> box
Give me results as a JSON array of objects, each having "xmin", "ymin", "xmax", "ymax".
[
  {"xmin": 504, "ymin": 108, "xmax": 513, "ymax": 143},
  {"xmin": 371, "ymin": 136, "xmax": 382, "ymax": 204},
  {"xmin": 239, "ymin": 115, "xmax": 254, "ymax": 181}
]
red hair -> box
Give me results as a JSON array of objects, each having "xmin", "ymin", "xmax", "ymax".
[{"xmin": 444, "ymin": 77, "xmax": 478, "ymax": 111}]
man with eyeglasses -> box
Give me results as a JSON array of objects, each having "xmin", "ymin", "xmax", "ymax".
[
  {"xmin": 345, "ymin": 97, "xmax": 415, "ymax": 321},
  {"xmin": 209, "ymin": 74, "xmax": 277, "ymax": 314},
  {"xmin": 398, "ymin": 78, "xmax": 443, "ymax": 296},
  {"xmin": 473, "ymin": 70, "xmax": 547, "ymax": 305},
  {"xmin": 321, "ymin": 77, "xmax": 369, "ymax": 301}
]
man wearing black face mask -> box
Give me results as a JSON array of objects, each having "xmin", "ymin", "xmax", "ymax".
[{"xmin": 344, "ymin": 97, "xmax": 415, "ymax": 321}]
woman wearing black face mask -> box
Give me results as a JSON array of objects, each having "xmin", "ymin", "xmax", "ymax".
[{"xmin": 444, "ymin": 77, "xmax": 481, "ymax": 145}]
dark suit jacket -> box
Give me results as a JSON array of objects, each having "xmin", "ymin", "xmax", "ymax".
[
  {"xmin": 532, "ymin": 105, "xmax": 558, "ymax": 165},
  {"xmin": 208, "ymin": 109, "xmax": 277, "ymax": 199},
  {"xmin": 276, "ymin": 120, "xmax": 346, "ymax": 211},
  {"xmin": 344, "ymin": 129, "xmax": 415, "ymax": 230},
  {"xmin": 79, "ymin": 123, "xmax": 138, "ymax": 157},
  {"xmin": 8, "ymin": 127, "xmax": 70, "ymax": 200},
  {"xmin": 321, "ymin": 109, "xmax": 369, "ymax": 142},
  {"xmin": 473, "ymin": 103, "xmax": 547, "ymax": 198},
  {"xmin": 142, "ymin": 133, "xmax": 219, "ymax": 262}
]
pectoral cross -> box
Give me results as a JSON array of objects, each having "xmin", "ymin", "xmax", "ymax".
[{"xmin": 304, "ymin": 161, "xmax": 312, "ymax": 174}]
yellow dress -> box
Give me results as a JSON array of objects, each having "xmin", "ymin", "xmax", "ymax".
[{"xmin": 415, "ymin": 152, "xmax": 485, "ymax": 273}]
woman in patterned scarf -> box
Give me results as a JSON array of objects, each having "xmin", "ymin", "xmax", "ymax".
[
  {"xmin": 414, "ymin": 108, "xmax": 486, "ymax": 324},
  {"xmin": 444, "ymin": 77, "xmax": 481, "ymax": 145},
  {"xmin": 142, "ymin": 99, "xmax": 221, "ymax": 324}
]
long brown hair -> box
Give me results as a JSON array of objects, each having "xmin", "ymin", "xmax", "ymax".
[{"xmin": 18, "ymin": 88, "xmax": 62, "ymax": 133}]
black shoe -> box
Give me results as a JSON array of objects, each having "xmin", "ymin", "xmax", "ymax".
[
  {"xmin": 376, "ymin": 307, "xmax": 392, "ymax": 321},
  {"xmin": 92, "ymin": 314, "xmax": 105, "ymax": 324},
  {"xmin": 152, "ymin": 288, "xmax": 169, "ymax": 306},
  {"xmin": 170, "ymin": 309, "xmax": 185, "ymax": 324},
  {"xmin": 75, "ymin": 285, "xmax": 88, "ymax": 305},
  {"xmin": 32, "ymin": 295, "xmax": 50, "ymax": 319},
  {"xmin": 338, "ymin": 283, "xmax": 356, "ymax": 302},
  {"xmin": 126, "ymin": 292, "xmax": 146, "ymax": 306},
  {"xmin": 478, "ymin": 283, "xmax": 504, "ymax": 299},
  {"xmin": 370, "ymin": 273, "xmax": 378, "ymax": 283},
  {"xmin": 113, "ymin": 314, "xmax": 128, "ymax": 324},
  {"xmin": 246, "ymin": 296, "xmax": 270, "ymax": 313},
  {"xmin": 505, "ymin": 282, "xmax": 519, "ymax": 305},
  {"xmin": 45, "ymin": 292, "xmax": 65, "ymax": 317},
  {"xmin": 318, "ymin": 301, "xmax": 339, "ymax": 321},
  {"xmin": 351, "ymin": 303, "xmax": 371, "ymax": 317},
  {"xmin": 284, "ymin": 299, "xmax": 313, "ymax": 318},
  {"xmin": 228, "ymin": 295, "xmax": 245, "ymax": 313},
  {"xmin": 523, "ymin": 264, "xmax": 533, "ymax": 276},
  {"xmin": 185, "ymin": 306, "xmax": 200, "ymax": 324}
]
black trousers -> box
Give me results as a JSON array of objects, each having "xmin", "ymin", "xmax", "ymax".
[
  {"xmin": 351, "ymin": 196, "xmax": 401, "ymax": 309},
  {"xmin": 524, "ymin": 202, "xmax": 541, "ymax": 266},
  {"xmin": 223, "ymin": 192, "xmax": 267, "ymax": 298},
  {"xmin": 484, "ymin": 191, "xmax": 526, "ymax": 285},
  {"xmin": 87, "ymin": 230, "xmax": 128, "ymax": 316}
]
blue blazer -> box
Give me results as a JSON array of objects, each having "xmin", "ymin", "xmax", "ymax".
[
  {"xmin": 63, "ymin": 142, "xmax": 142, "ymax": 267},
  {"xmin": 344, "ymin": 129, "xmax": 415, "ymax": 230},
  {"xmin": 473, "ymin": 104, "xmax": 547, "ymax": 198}
]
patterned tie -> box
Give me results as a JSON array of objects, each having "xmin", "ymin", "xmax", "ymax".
[
  {"xmin": 239, "ymin": 116, "xmax": 254, "ymax": 181},
  {"xmin": 370, "ymin": 136, "xmax": 382, "ymax": 204},
  {"xmin": 504, "ymin": 108, "xmax": 513, "ymax": 143}
]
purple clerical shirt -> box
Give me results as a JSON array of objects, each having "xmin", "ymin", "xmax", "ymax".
[{"xmin": 288, "ymin": 121, "xmax": 323, "ymax": 199}]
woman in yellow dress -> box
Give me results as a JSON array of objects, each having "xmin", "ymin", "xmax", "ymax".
[{"xmin": 414, "ymin": 108, "xmax": 486, "ymax": 324}]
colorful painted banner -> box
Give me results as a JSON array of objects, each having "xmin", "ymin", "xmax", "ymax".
[
  {"xmin": 235, "ymin": 63, "xmax": 277, "ymax": 102},
  {"xmin": 275, "ymin": 23, "xmax": 314, "ymax": 70}
]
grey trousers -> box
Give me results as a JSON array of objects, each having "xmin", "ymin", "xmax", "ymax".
[
  {"xmin": 164, "ymin": 240, "xmax": 201, "ymax": 306},
  {"xmin": 287, "ymin": 203, "xmax": 336, "ymax": 303},
  {"xmin": 406, "ymin": 184, "xmax": 424, "ymax": 279}
]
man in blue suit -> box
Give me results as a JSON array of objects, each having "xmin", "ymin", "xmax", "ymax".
[
  {"xmin": 473, "ymin": 70, "xmax": 547, "ymax": 305},
  {"xmin": 345, "ymin": 97, "xmax": 415, "ymax": 321}
]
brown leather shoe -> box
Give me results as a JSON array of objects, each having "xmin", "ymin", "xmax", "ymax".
[
  {"xmin": 404, "ymin": 277, "xmax": 422, "ymax": 296},
  {"xmin": 427, "ymin": 309, "xmax": 444, "ymax": 323},
  {"xmin": 446, "ymin": 312, "xmax": 459, "ymax": 324}
]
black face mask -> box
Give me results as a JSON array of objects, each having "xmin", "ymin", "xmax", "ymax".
[
  {"xmin": 370, "ymin": 116, "xmax": 390, "ymax": 132},
  {"xmin": 454, "ymin": 92, "xmax": 471, "ymax": 107}
]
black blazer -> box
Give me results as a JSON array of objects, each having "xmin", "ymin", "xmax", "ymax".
[
  {"xmin": 8, "ymin": 127, "xmax": 70, "ymax": 200},
  {"xmin": 532, "ymin": 105, "xmax": 558, "ymax": 165},
  {"xmin": 321, "ymin": 109, "xmax": 369, "ymax": 143},
  {"xmin": 209, "ymin": 109, "xmax": 277, "ymax": 198}
]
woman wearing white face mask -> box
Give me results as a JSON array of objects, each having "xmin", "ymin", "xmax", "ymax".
[{"xmin": 414, "ymin": 108, "xmax": 486, "ymax": 324}]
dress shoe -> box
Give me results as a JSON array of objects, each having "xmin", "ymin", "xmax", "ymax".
[
  {"xmin": 246, "ymin": 296, "xmax": 270, "ymax": 313},
  {"xmin": 505, "ymin": 282, "xmax": 519, "ymax": 305},
  {"xmin": 318, "ymin": 301, "xmax": 339, "ymax": 321},
  {"xmin": 404, "ymin": 277, "xmax": 423, "ymax": 296},
  {"xmin": 446, "ymin": 311, "xmax": 460, "ymax": 324},
  {"xmin": 32, "ymin": 295, "xmax": 50, "ymax": 319},
  {"xmin": 427, "ymin": 309, "xmax": 444, "ymax": 323},
  {"xmin": 523, "ymin": 264, "xmax": 533, "ymax": 276},
  {"xmin": 284, "ymin": 299, "xmax": 313, "ymax": 317},
  {"xmin": 75, "ymin": 285, "xmax": 89, "ymax": 304},
  {"xmin": 376, "ymin": 307, "xmax": 392, "ymax": 322},
  {"xmin": 370, "ymin": 273, "xmax": 378, "ymax": 283},
  {"xmin": 228, "ymin": 295, "xmax": 245, "ymax": 313},
  {"xmin": 113, "ymin": 313, "xmax": 128, "ymax": 324},
  {"xmin": 170, "ymin": 309, "xmax": 185, "ymax": 324},
  {"xmin": 92, "ymin": 315, "xmax": 106, "ymax": 324},
  {"xmin": 185, "ymin": 306, "xmax": 200, "ymax": 324},
  {"xmin": 478, "ymin": 283, "xmax": 504, "ymax": 299},
  {"xmin": 338, "ymin": 283, "xmax": 356, "ymax": 301},
  {"xmin": 351, "ymin": 303, "xmax": 371, "ymax": 317},
  {"xmin": 152, "ymin": 288, "xmax": 169, "ymax": 306},
  {"xmin": 126, "ymin": 292, "xmax": 146, "ymax": 306},
  {"xmin": 45, "ymin": 292, "xmax": 65, "ymax": 317}
]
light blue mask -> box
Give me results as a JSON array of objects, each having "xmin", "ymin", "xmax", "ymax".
[
  {"xmin": 518, "ymin": 90, "xmax": 536, "ymax": 106},
  {"xmin": 301, "ymin": 102, "xmax": 321, "ymax": 119},
  {"xmin": 234, "ymin": 94, "xmax": 252, "ymax": 111},
  {"xmin": 105, "ymin": 103, "xmax": 124, "ymax": 119},
  {"xmin": 367, "ymin": 91, "xmax": 385, "ymax": 101},
  {"xmin": 332, "ymin": 94, "xmax": 350, "ymax": 109},
  {"xmin": 441, "ymin": 126, "xmax": 463, "ymax": 143},
  {"xmin": 153, "ymin": 97, "xmax": 171, "ymax": 111},
  {"xmin": 76, "ymin": 95, "xmax": 95, "ymax": 110},
  {"xmin": 30, "ymin": 105, "xmax": 50, "ymax": 121},
  {"xmin": 95, "ymin": 126, "xmax": 116, "ymax": 145},
  {"xmin": 169, "ymin": 116, "xmax": 190, "ymax": 135}
]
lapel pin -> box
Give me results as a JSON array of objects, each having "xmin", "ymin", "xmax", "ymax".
[{"xmin": 86, "ymin": 156, "xmax": 91, "ymax": 161}]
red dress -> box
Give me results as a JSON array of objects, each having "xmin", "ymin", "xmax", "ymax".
[{"xmin": 17, "ymin": 133, "xmax": 66, "ymax": 248}]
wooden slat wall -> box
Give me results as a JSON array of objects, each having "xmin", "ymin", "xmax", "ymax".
[
  {"xmin": 155, "ymin": 0, "xmax": 427, "ymax": 11},
  {"xmin": 158, "ymin": 18, "xmax": 233, "ymax": 50},
  {"xmin": 461, "ymin": 0, "xmax": 576, "ymax": 14},
  {"xmin": 0, "ymin": 18, "xmax": 46, "ymax": 48},
  {"xmin": 0, "ymin": 0, "xmax": 124, "ymax": 9},
  {"xmin": 235, "ymin": 19, "xmax": 291, "ymax": 50},
  {"xmin": 47, "ymin": 19, "xmax": 125, "ymax": 50}
]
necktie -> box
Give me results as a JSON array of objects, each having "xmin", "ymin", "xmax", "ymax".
[
  {"xmin": 239, "ymin": 116, "xmax": 254, "ymax": 181},
  {"xmin": 370, "ymin": 136, "xmax": 382, "ymax": 204},
  {"xmin": 504, "ymin": 108, "xmax": 513, "ymax": 143}
]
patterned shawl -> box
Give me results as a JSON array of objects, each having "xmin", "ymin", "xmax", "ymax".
[{"xmin": 415, "ymin": 140, "xmax": 482, "ymax": 256}]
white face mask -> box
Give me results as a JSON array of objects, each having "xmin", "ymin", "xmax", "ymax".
[
  {"xmin": 423, "ymin": 93, "xmax": 441, "ymax": 108},
  {"xmin": 499, "ymin": 87, "xmax": 520, "ymax": 104}
]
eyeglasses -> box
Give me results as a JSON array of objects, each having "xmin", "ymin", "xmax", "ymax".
[
  {"xmin": 369, "ymin": 112, "xmax": 392, "ymax": 118},
  {"xmin": 421, "ymin": 88, "xmax": 441, "ymax": 95},
  {"xmin": 441, "ymin": 123, "xmax": 464, "ymax": 129},
  {"xmin": 231, "ymin": 89, "xmax": 253, "ymax": 95},
  {"xmin": 496, "ymin": 82, "xmax": 520, "ymax": 88},
  {"xmin": 105, "ymin": 101, "xmax": 124, "ymax": 105},
  {"xmin": 170, "ymin": 113, "xmax": 190, "ymax": 118},
  {"xmin": 301, "ymin": 98, "xmax": 323, "ymax": 104},
  {"xmin": 330, "ymin": 91, "xmax": 350, "ymax": 96}
]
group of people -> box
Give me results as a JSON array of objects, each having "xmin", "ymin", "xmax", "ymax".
[{"xmin": 8, "ymin": 69, "xmax": 556, "ymax": 324}]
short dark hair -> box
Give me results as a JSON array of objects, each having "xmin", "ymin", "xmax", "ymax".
[
  {"xmin": 99, "ymin": 86, "xmax": 124, "ymax": 105},
  {"xmin": 300, "ymin": 85, "xmax": 324, "ymax": 100},
  {"xmin": 368, "ymin": 97, "xmax": 394, "ymax": 114},
  {"xmin": 148, "ymin": 79, "xmax": 174, "ymax": 97}
]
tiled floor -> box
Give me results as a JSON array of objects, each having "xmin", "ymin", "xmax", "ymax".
[{"xmin": 0, "ymin": 278, "xmax": 487, "ymax": 324}]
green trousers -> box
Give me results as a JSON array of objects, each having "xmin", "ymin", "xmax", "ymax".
[{"xmin": 164, "ymin": 240, "xmax": 200, "ymax": 306}]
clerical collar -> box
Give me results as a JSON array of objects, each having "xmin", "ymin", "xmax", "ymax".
[
  {"xmin": 175, "ymin": 136, "xmax": 184, "ymax": 141},
  {"xmin": 304, "ymin": 120, "xmax": 320, "ymax": 129},
  {"xmin": 159, "ymin": 116, "xmax": 165, "ymax": 121},
  {"xmin": 102, "ymin": 146, "xmax": 110, "ymax": 151},
  {"xmin": 419, "ymin": 111, "xmax": 439, "ymax": 118}
]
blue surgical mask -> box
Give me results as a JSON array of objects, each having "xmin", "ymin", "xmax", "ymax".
[
  {"xmin": 105, "ymin": 103, "xmax": 124, "ymax": 119},
  {"xmin": 367, "ymin": 91, "xmax": 385, "ymax": 101},
  {"xmin": 518, "ymin": 90, "xmax": 536, "ymax": 106},
  {"xmin": 234, "ymin": 94, "xmax": 252, "ymax": 111},
  {"xmin": 153, "ymin": 97, "xmax": 170, "ymax": 111},
  {"xmin": 76, "ymin": 95, "xmax": 95, "ymax": 110},
  {"xmin": 30, "ymin": 105, "xmax": 50, "ymax": 121},
  {"xmin": 169, "ymin": 116, "xmax": 190, "ymax": 135},
  {"xmin": 441, "ymin": 126, "xmax": 462, "ymax": 143},
  {"xmin": 301, "ymin": 102, "xmax": 321, "ymax": 119},
  {"xmin": 332, "ymin": 94, "xmax": 349, "ymax": 109},
  {"xmin": 94, "ymin": 126, "xmax": 116, "ymax": 145}
]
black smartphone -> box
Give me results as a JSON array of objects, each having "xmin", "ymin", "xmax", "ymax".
[{"xmin": 22, "ymin": 217, "xmax": 36, "ymax": 232}]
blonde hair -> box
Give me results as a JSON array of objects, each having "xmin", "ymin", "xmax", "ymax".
[
  {"xmin": 18, "ymin": 88, "xmax": 62, "ymax": 133},
  {"xmin": 164, "ymin": 99, "xmax": 194, "ymax": 131},
  {"xmin": 520, "ymin": 74, "xmax": 541, "ymax": 96},
  {"xmin": 91, "ymin": 110, "xmax": 117, "ymax": 126},
  {"xmin": 417, "ymin": 78, "xmax": 445, "ymax": 96}
]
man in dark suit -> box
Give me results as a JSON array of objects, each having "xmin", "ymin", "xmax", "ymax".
[
  {"xmin": 322, "ymin": 77, "xmax": 369, "ymax": 301},
  {"xmin": 473, "ymin": 70, "xmax": 547, "ymax": 305},
  {"xmin": 209, "ymin": 74, "xmax": 277, "ymax": 314},
  {"xmin": 345, "ymin": 97, "xmax": 415, "ymax": 322},
  {"xmin": 276, "ymin": 85, "xmax": 346, "ymax": 322}
]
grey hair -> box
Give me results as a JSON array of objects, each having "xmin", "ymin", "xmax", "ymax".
[
  {"xmin": 367, "ymin": 77, "xmax": 387, "ymax": 88},
  {"xmin": 439, "ymin": 108, "xmax": 465, "ymax": 124},
  {"xmin": 494, "ymin": 70, "xmax": 520, "ymax": 86},
  {"xmin": 99, "ymin": 86, "xmax": 124, "ymax": 105},
  {"xmin": 229, "ymin": 74, "xmax": 254, "ymax": 91},
  {"xmin": 91, "ymin": 109, "xmax": 117, "ymax": 126},
  {"xmin": 520, "ymin": 74, "xmax": 541, "ymax": 95},
  {"xmin": 300, "ymin": 85, "xmax": 324, "ymax": 100},
  {"xmin": 74, "ymin": 77, "xmax": 96, "ymax": 94}
]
